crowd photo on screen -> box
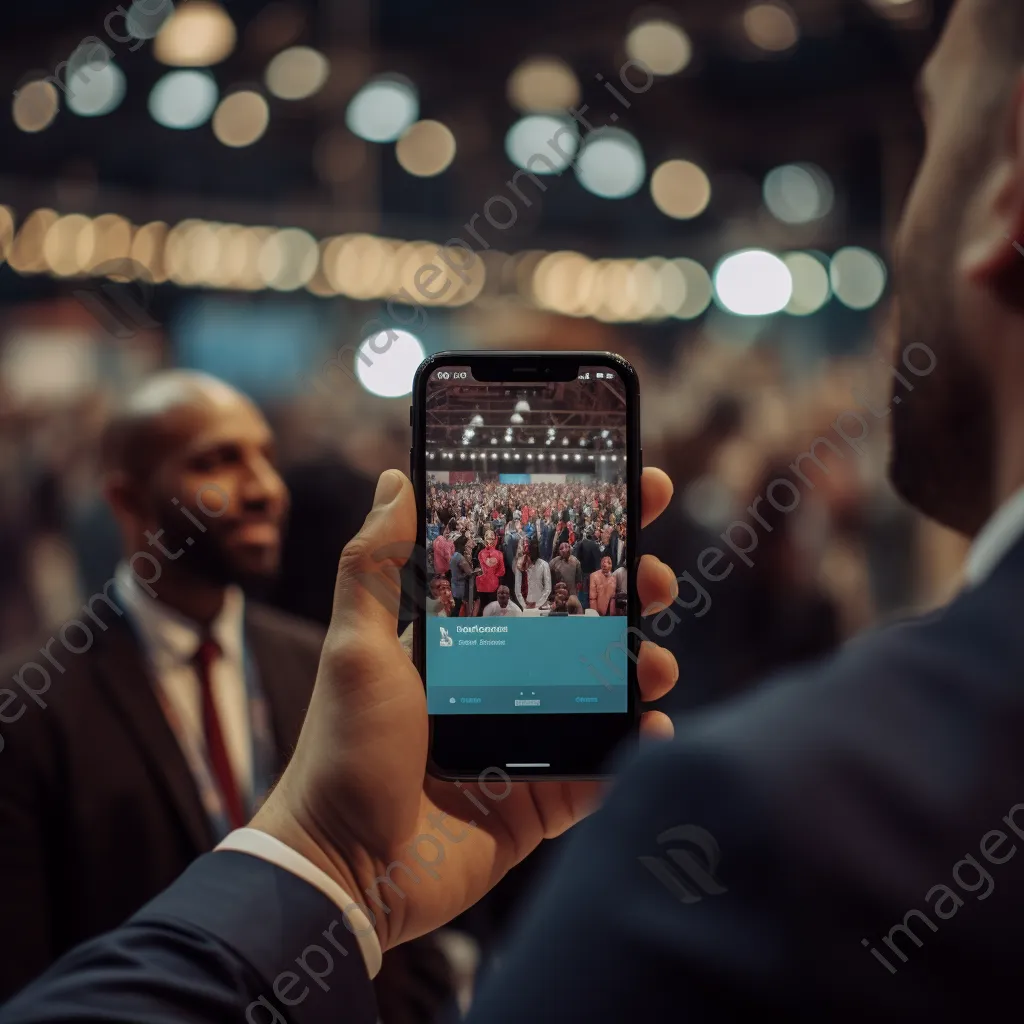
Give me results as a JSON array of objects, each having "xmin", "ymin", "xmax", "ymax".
[{"xmin": 425, "ymin": 375, "xmax": 628, "ymax": 618}]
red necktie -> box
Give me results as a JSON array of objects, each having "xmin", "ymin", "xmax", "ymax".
[{"xmin": 194, "ymin": 638, "xmax": 246, "ymax": 830}]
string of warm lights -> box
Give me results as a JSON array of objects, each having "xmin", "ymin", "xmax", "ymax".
[{"xmin": 0, "ymin": 203, "xmax": 887, "ymax": 321}]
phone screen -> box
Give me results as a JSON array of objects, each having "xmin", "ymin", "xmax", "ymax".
[{"xmin": 424, "ymin": 365, "xmax": 629, "ymax": 715}]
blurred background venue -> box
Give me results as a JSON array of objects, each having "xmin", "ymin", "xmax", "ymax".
[{"xmin": 0, "ymin": 0, "xmax": 967, "ymax": 705}]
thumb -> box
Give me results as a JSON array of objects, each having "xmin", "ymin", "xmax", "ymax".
[{"xmin": 331, "ymin": 469, "xmax": 417, "ymax": 635}]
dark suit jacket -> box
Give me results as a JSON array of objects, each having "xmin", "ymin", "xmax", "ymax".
[
  {"xmin": 11, "ymin": 535, "xmax": 1024, "ymax": 1022},
  {"xmin": 0, "ymin": 603, "xmax": 318, "ymax": 1001},
  {"xmin": 575, "ymin": 538, "xmax": 602, "ymax": 578},
  {"xmin": 0, "ymin": 603, "xmax": 453, "ymax": 1022}
]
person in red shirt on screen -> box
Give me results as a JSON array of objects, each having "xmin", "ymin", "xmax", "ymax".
[
  {"xmin": 432, "ymin": 519, "xmax": 455, "ymax": 580},
  {"xmin": 473, "ymin": 528, "xmax": 505, "ymax": 617}
]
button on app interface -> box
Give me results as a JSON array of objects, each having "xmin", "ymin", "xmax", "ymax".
[{"xmin": 425, "ymin": 367, "xmax": 628, "ymax": 714}]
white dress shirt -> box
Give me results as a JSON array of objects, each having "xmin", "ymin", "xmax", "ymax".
[
  {"xmin": 482, "ymin": 600, "xmax": 523, "ymax": 617},
  {"xmin": 115, "ymin": 563, "xmax": 253, "ymax": 806},
  {"xmin": 513, "ymin": 559, "xmax": 551, "ymax": 609},
  {"xmin": 964, "ymin": 486, "xmax": 1024, "ymax": 587}
]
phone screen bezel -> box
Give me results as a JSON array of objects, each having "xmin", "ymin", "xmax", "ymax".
[{"xmin": 411, "ymin": 351, "xmax": 641, "ymax": 781}]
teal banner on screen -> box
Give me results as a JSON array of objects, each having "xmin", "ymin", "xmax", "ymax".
[{"xmin": 426, "ymin": 615, "xmax": 629, "ymax": 714}]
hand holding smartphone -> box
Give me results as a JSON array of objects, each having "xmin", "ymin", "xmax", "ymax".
[{"xmin": 411, "ymin": 352, "xmax": 641, "ymax": 780}]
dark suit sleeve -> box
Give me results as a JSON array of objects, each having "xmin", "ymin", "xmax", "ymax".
[
  {"xmin": 464, "ymin": 734, "xmax": 797, "ymax": 1023},
  {"xmin": 0, "ymin": 702, "xmax": 58, "ymax": 1001},
  {"xmin": 0, "ymin": 853, "xmax": 377, "ymax": 1024}
]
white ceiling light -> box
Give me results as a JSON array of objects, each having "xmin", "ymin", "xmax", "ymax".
[
  {"xmin": 149, "ymin": 70, "xmax": 219, "ymax": 129},
  {"xmin": 505, "ymin": 114, "xmax": 578, "ymax": 173},
  {"xmin": 713, "ymin": 249, "xmax": 793, "ymax": 316},
  {"xmin": 346, "ymin": 75, "xmax": 418, "ymax": 143},
  {"xmin": 265, "ymin": 46, "xmax": 330, "ymax": 100},
  {"xmin": 155, "ymin": 1, "xmax": 236, "ymax": 66},
  {"xmin": 355, "ymin": 329, "xmax": 425, "ymax": 398},
  {"xmin": 574, "ymin": 128, "xmax": 645, "ymax": 199},
  {"xmin": 66, "ymin": 60, "xmax": 126, "ymax": 118}
]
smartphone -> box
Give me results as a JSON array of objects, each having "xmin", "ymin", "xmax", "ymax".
[{"xmin": 411, "ymin": 351, "xmax": 641, "ymax": 780}]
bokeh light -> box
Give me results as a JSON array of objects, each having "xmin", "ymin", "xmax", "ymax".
[
  {"xmin": 783, "ymin": 252, "xmax": 831, "ymax": 315},
  {"xmin": 507, "ymin": 56, "xmax": 580, "ymax": 112},
  {"xmin": 505, "ymin": 115, "xmax": 577, "ymax": 173},
  {"xmin": 831, "ymin": 247, "xmax": 887, "ymax": 309},
  {"xmin": 396, "ymin": 120, "xmax": 457, "ymax": 177},
  {"xmin": 346, "ymin": 76, "xmax": 419, "ymax": 143},
  {"xmin": 743, "ymin": 2, "xmax": 800, "ymax": 52},
  {"xmin": 154, "ymin": 1, "xmax": 237, "ymax": 66},
  {"xmin": 355, "ymin": 329, "xmax": 425, "ymax": 398},
  {"xmin": 149, "ymin": 70, "xmax": 219, "ymax": 129},
  {"xmin": 13, "ymin": 80, "xmax": 59, "ymax": 133},
  {"xmin": 212, "ymin": 90, "xmax": 270, "ymax": 147},
  {"xmin": 127, "ymin": 0, "xmax": 175, "ymax": 41},
  {"xmin": 66, "ymin": 61, "xmax": 126, "ymax": 118},
  {"xmin": 265, "ymin": 46, "xmax": 330, "ymax": 100},
  {"xmin": 625, "ymin": 20, "xmax": 693, "ymax": 76},
  {"xmin": 574, "ymin": 128, "xmax": 645, "ymax": 199},
  {"xmin": 650, "ymin": 159, "xmax": 711, "ymax": 219},
  {"xmin": 714, "ymin": 249, "xmax": 793, "ymax": 315},
  {"xmin": 763, "ymin": 163, "xmax": 834, "ymax": 224}
]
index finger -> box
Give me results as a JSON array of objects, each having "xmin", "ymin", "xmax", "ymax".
[{"xmin": 640, "ymin": 467, "xmax": 674, "ymax": 529}]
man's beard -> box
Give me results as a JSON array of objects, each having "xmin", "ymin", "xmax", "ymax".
[{"xmin": 156, "ymin": 508, "xmax": 279, "ymax": 595}]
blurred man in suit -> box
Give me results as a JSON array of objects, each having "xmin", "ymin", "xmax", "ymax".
[{"xmin": 0, "ymin": 372, "xmax": 451, "ymax": 1023}]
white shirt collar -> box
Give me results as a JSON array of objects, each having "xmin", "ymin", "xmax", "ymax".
[
  {"xmin": 114, "ymin": 563, "xmax": 246, "ymax": 670},
  {"xmin": 964, "ymin": 486, "xmax": 1024, "ymax": 587}
]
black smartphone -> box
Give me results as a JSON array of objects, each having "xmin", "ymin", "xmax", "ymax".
[{"xmin": 411, "ymin": 351, "xmax": 641, "ymax": 780}]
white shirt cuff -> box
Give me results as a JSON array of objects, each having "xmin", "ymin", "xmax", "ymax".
[{"xmin": 216, "ymin": 827, "xmax": 383, "ymax": 979}]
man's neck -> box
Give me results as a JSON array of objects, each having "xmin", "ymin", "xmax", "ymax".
[{"xmin": 140, "ymin": 567, "xmax": 228, "ymax": 626}]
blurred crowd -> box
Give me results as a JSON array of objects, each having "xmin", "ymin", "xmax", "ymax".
[
  {"xmin": 0, "ymin": 338, "xmax": 968, "ymax": 673},
  {"xmin": 426, "ymin": 480, "xmax": 627, "ymax": 616}
]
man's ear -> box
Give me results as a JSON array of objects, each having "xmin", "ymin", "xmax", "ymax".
[{"xmin": 962, "ymin": 73, "xmax": 1024, "ymax": 302}]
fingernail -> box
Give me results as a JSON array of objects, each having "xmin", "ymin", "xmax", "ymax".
[
  {"xmin": 667, "ymin": 564, "xmax": 679, "ymax": 601},
  {"xmin": 374, "ymin": 470, "xmax": 403, "ymax": 508}
]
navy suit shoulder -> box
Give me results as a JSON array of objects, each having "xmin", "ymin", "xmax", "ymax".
[
  {"xmin": 0, "ymin": 852, "xmax": 377, "ymax": 1024},
  {"xmin": 467, "ymin": 544, "xmax": 1024, "ymax": 1022}
]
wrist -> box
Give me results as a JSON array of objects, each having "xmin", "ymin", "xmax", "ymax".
[{"xmin": 250, "ymin": 794, "xmax": 394, "ymax": 952}]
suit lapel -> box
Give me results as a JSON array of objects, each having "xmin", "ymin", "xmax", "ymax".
[{"xmin": 91, "ymin": 617, "xmax": 214, "ymax": 853}]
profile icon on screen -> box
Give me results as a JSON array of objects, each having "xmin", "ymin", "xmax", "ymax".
[{"xmin": 439, "ymin": 626, "xmax": 453, "ymax": 648}]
